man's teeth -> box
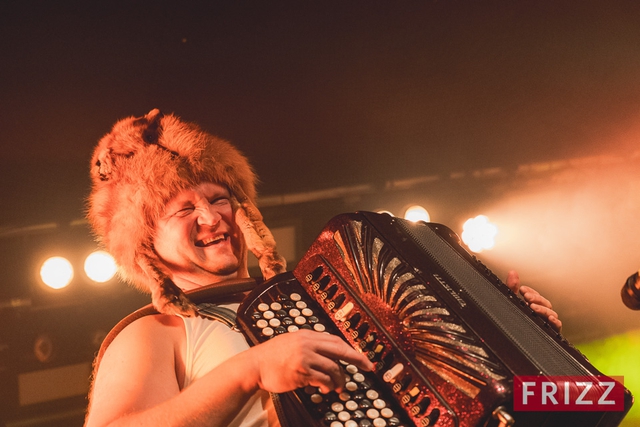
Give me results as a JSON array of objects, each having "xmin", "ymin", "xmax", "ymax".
[{"xmin": 199, "ymin": 235, "xmax": 226, "ymax": 247}]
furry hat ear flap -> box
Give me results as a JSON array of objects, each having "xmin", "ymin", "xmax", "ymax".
[
  {"xmin": 235, "ymin": 200, "xmax": 287, "ymax": 279},
  {"xmin": 87, "ymin": 109, "xmax": 285, "ymax": 316}
]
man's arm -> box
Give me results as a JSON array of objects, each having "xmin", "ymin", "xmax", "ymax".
[{"xmin": 85, "ymin": 315, "xmax": 373, "ymax": 427}]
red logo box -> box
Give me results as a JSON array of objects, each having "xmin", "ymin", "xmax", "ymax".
[{"xmin": 513, "ymin": 376, "xmax": 625, "ymax": 411}]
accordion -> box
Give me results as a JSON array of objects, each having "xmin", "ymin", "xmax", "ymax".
[{"xmin": 237, "ymin": 212, "xmax": 633, "ymax": 427}]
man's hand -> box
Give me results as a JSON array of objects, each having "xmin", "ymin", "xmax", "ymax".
[
  {"xmin": 247, "ymin": 329, "xmax": 373, "ymax": 394},
  {"xmin": 506, "ymin": 270, "xmax": 562, "ymax": 332}
]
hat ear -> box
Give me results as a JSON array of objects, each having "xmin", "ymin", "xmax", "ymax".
[
  {"xmin": 94, "ymin": 148, "xmax": 114, "ymax": 181},
  {"xmin": 138, "ymin": 109, "xmax": 164, "ymax": 145}
]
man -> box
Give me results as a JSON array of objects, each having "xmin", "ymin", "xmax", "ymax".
[{"xmin": 84, "ymin": 109, "xmax": 561, "ymax": 427}]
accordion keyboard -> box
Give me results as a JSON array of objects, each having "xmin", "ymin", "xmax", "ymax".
[{"xmin": 240, "ymin": 276, "xmax": 426, "ymax": 427}]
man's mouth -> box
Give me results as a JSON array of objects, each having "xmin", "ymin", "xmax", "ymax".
[{"xmin": 195, "ymin": 233, "xmax": 229, "ymax": 247}]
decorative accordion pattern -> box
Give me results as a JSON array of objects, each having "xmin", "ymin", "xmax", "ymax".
[{"xmin": 237, "ymin": 212, "xmax": 632, "ymax": 427}]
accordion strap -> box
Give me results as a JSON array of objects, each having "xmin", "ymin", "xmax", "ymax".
[{"xmin": 94, "ymin": 277, "xmax": 258, "ymax": 368}]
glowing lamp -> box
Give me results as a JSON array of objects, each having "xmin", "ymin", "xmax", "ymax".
[
  {"xmin": 40, "ymin": 257, "xmax": 74, "ymax": 289},
  {"xmin": 403, "ymin": 205, "xmax": 430, "ymax": 223},
  {"xmin": 461, "ymin": 215, "xmax": 498, "ymax": 253},
  {"xmin": 84, "ymin": 250, "xmax": 118, "ymax": 283}
]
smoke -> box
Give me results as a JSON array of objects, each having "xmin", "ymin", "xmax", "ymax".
[{"xmin": 478, "ymin": 157, "xmax": 640, "ymax": 342}]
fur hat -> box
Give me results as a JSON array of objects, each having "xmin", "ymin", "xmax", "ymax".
[{"xmin": 87, "ymin": 109, "xmax": 286, "ymax": 316}]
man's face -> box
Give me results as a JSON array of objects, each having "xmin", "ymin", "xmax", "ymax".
[{"xmin": 153, "ymin": 182, "xmax": 246, "ymax": 290}]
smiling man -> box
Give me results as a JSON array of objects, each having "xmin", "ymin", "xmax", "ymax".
[
  {"xmin": 84, "ymin": 109, "xmax": 561, "ymax": 427},
  {"xmin": 153, "ymin": 183, "xmax": 246, "ymax": 289}
]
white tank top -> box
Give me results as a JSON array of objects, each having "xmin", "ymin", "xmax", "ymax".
[{"xmin": 180, "ymin": 304, "xmax": 279, "ymax": 427}]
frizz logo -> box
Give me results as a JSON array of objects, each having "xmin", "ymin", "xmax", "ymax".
[{"xmin": 514, "ymin": 376, "xmax": 625, "ymax": 411}]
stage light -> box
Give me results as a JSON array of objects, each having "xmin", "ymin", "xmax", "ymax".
[
  {"xmin": 404, "ymin": 205, "xmax": 430, "ymax": 223},
  {"xmin": 461, "ymin": 215, "xmax": 498, "ymax": 253},
  {"xmin": 84, "ymin": 250, "xmax": 117, "ymax": 283},
  {"xmin": 39, "ymin": 257, "xmax": 74, "ymax": 289}
]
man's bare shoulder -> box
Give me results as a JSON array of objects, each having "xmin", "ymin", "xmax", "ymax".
[
  {"xmin": 105, "ymin": 313, "xmax": 184, "ymax": 356},
  {"xmin": 87, "ymin": 314, "xmax": 186, "ymax": 427}
]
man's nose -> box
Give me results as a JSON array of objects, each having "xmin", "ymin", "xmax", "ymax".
[{"xmin": 196, "ymin": 205, "xmax": 222, "ymax": 226}]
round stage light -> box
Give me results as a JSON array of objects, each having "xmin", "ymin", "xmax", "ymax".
[
  {"xmin": 40, "ymin": 256, "xmax": 74, "ymax": 289},
  {"xmin": 403, "ymin": 205, "xmax": 430, "ymax": 223},
  {"xmin": 84, "ymin": 250, "xmax": 118, "ymax": 283},
  {"xmin": 461, "ymin": 215, "xmax": 498, "ymax": 253}
]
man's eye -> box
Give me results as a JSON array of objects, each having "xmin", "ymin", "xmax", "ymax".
[
  {"xmin": 210, "ymin": 197, "xmax": 230, "ymax": 206},
  {"xmin": 174, "ymin": 207, "xmax": 194, "ymax": 217}
]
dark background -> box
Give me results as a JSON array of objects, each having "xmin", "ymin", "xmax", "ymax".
[{"xmin": 1, "ymin": 1, "xmax": 640, "ymax": 425}]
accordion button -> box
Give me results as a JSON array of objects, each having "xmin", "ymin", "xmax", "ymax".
[
  {"xmin": 372, "ymin": 418, "xmax": 386, "ymax": 427},
  {"xmin": 353, "ymin": 373, "xmax": 365, "ymax": 383},
  {"xmin": 398, "ymin": 374, "xmax": 412, "ymax": 391},
  {"xmin": 414, "ymin": 396, "xmax": 431, "ymax": 415},
  {"xmin": 326, "ymin": 285, "xmax": 338, "ymax": 299},
  {"xmin": 268, "ymin": 318, "xmax": 281, "ymax": 327},
  {"xmin": 313, "ymin": 323, "xmax": 326, "ymax": 332},
  {"xmin": 345, "ymin": 421, "xmax": 358, "ymax": 427},
  {"xmin": 352, "ymin": 392, "xmax": 365, "ymax": 401},
  {"xmin": 281, "ymin": 317, "xmax": 293, "ymax": 326},
  {"xmin": 366, "ymin": 408, "xmax": 380, "ymax": 419},
  {"xmin": 428, "ymin": 408, "xmax": 441, "ymax": 425},
  {"xmin": 287, "ymin": 325, "xmax": 299, "ymax": 332},
  {"xmin": 331, "ymin": 402, "xmax": 345, "ymax": 412},
  {"xmin": 359, "ymin": 399, "xmax": 373, "ymax": 409},
  {"xmin": 383, "ymin": 363, "xmax": 404, "ymax": 383},
  {"xmin": 366, "ymin": 390, "xmax": 379, "ymax": 400},
  {"xmin": 318, "ymin": 276, "xmax": 331, "ymax": 290},
  {"xmin": 373, "ymin": 399, "xmax": 386, "ymax": 409},
  {"xmin": 346, "ymin": 382, "xmax": 358, "ymax": 392},
  {"xmin": 338, "ymin": 411, "xmax": 351, "ymax": 421},
  {"xmin": 257, "ymin": 303, "xmax": 269, "ymax": 312},
  {"xmin": 355, "ymin": 323, "xmax": 370, "ymax": 339},
  {"xmin": 296, "ymin": 301, "xmax": 308, "ymax": 309},
  {"xmin": 387, "ymin": 417, "xmax": 401, "ymax": 426},
  {"xmin": 333, "ymin": 293, "xmax": 346, "ymax": 309},
  {"xmin": 324, "ymin": 411, "xmax": 337, "ymax": 422},
  {"xmin": 345, "ymin": 312, "xmax": 361, "ymax": 329},
  {"xmin": 256, "ymin": 319, "xmax": 268, "ymax": 329},
  {"xmin": 261, "ymin": 327, "xmax": 274, "ymax": 337},
  {"xmin": 346, "ymin": 364, "xmax": 358, "ymax": 374},
  {"xmin": 270, "ymin": 302, "xmax": 282, "ymax": 311},
  {"xmin": 289, "ymin": 308, "xmax": 301, "ymax": 317},
  {"xmin": 335, "ymin": 302, "xmax": 354, "ymax": 321},
  {"xmin": 290, "ymin": 292, "xmax": 302, "ymax": 301},
  {"xmin": 310, "ymin": 393, "xmax": 324, "ymax": 404},
  {"xmin": 380, "ymin": 408, "xmax": 394, "ymax": 418},
  {"xmin": 263, "ymin": 310, "xmax": 275, "ymax": 320},
  {"xmin": 352, "ymin": 409, "xmax": 366, "ymax": 419},
  {"xmin": 346, "ymin": 400, "xmax": 359, "ymax": 411},
  {"xmin": 306, "ymin": 266, "xmax": 324, "ymax": 283}
]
